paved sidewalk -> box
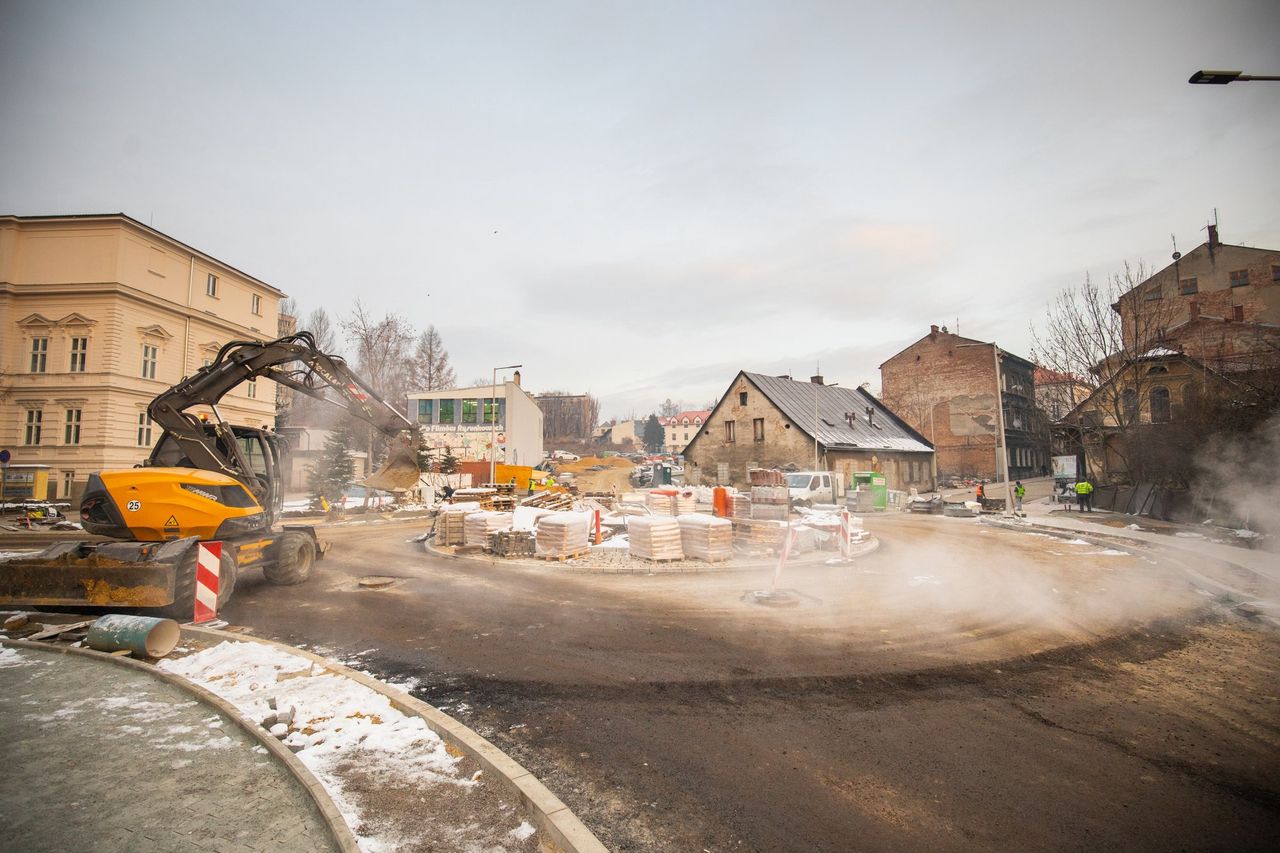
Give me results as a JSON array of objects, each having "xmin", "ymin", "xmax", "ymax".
[{"xmin": 0, "ymin": 643, "xmax": 338, "ymax": 853}]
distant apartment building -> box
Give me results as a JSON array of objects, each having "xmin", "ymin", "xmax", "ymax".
[
  {"xmin": 880, "ymin": 325, "xmax": 1043, "ymax": 481},
  {"xmin": 407, "ymin": 373, "xmax": 543, "ymax": 467},
  {"xmin": 0, "ymin": 213, "xmax": 285, "ymax": 501},
  {"xmin": 661, "ymin": 410, "xmax": 710, "ymax": 455}
]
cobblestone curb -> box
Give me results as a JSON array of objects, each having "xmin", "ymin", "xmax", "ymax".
[
  {"xmin": 181, "ymin": 625, "xmax": 609, "ymax": 853},
  {"xmin": 0, "ymin": 636, "xmax": 359, "ymax": 853},
  {"xmin": 422, "ymin": 535, "xmax": 880, "ymax": 573}
]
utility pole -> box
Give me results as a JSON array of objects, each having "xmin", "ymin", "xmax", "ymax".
[{"xmin": 992, "ymin": 344, "xmax": 1015, "ymax": 515}]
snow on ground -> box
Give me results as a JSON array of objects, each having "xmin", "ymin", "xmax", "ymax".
[
  {"xmin": 0, "ymin": 551, "xmax": 38, "ymax": 560},
  {"xmin": 0, "ymin": 646, "xmax": 38, "ymax": 668},
  {"xmin": 160, "ymin": 641, "xmax": 529, "ymax": 852}
]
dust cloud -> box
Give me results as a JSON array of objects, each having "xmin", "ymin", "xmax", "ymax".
[{"xmin": 1194, "ymin": 411, "xmax": 1280, "ymax": 544}]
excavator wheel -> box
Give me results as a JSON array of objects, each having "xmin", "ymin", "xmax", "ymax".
[
  {"xmin": 264, "ymin": 531, "xmax": 316, "ymax": 586},
  {"xmin": 157, "ymin": 543, "xmax": 238, "ymax": 621}
]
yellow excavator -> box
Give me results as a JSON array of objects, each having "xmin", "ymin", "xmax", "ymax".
[{"xmin": 0, "ymin": 331, "xmax": 421, "ymax": 619}]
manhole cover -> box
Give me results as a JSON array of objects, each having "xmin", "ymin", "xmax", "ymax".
[
  {"xmin": 743, "ymin": 589, "xmax": 800, "ymax": 608},
  {"xmin": 358, "ymin": 576, "xmax": 401, "ymax": 589}
]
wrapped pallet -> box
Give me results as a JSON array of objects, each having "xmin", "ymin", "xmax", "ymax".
[
  {"xmin": 646, "ymin": 491, "xmax": 676, "ymax": 515},
  {"xmin": 677, "ymin": 514, "xmax": 732, "ymax": 562},
  {"xmin": 628, "ymin": 516, "xmax": 684, "ymax": 561},
  {"xmin": 673, "ymin": 490, "xmax": 697, "ymax": 515},
  {"xmin": 464, "ymin": 511, "xmax": 512, "ymax": 547},
  {"xmin": 535, "ymin": 511, "xmax": 593, "ymax": 559}
]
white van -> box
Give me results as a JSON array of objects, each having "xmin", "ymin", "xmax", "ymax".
[{"xmin": 786, "ymin": 471, "xmax": 838, "ymax": 506}]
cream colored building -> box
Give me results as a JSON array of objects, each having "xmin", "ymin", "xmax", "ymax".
[
  {"xmin": 407, "ymin": 375, "xmax": 544, "ymax": 468},
  {"xmin": 0, "ymin": 213, "xmax": 286, "ymax": 501}
]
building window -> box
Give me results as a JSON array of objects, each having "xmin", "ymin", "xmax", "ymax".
[
  {"xmin": 247, "ymin": 377, "xmax": 257, "ymax": 399},
  {"xmin": 251, "ymin": 293, "xmax": 261, "ymax": 315},
  {"xmin": 753, "ymin": 418, "xmax": 765, "ymax": 442},
  {"xmin": 24, "ymin": 409, "xmax": 43, "ymax": 445},
  {"xmin": 1150, "ymin": 387, "xmax": 1171, "ymax": 423},
  {"xmin": 141, "ymin": 344, "xmax": 158, "ymax": 379},
  {"xmin": 1179, "ymin": 277, "xmax": 1198, "ymax": 295},
  {"xmin": 462, "ymin": 399, "xmax": 478, "ymax": 424},
  {"xmin": 69, "ymin": 336, "xmax": 88, "ymax": 372},
  {"xmin": 137, "ymin": 413, "xmax": 153, "ymax": 447},
  {"xmin": 416, "ymin": 399, "xmax": 434, "ymax": 424},
  {"xmin": 29, "ymin": 337, "xmax": 49, "ymax": 373},
  {"xmin": 483, "ymin": 399, "xmax": 499, "ymax": 424},
  {"xmin": 1121, "ymin": 388, "xmax": 1137, "ymax": 422},
  {"xmin": 64, "ymin": 408, "xmax": 82, "ymax": 445},
  {"xmin": 739, "ymin": 391, "xmax": 748, "ymax": 405},
  {"xmin": 439, "ymin": 399, "xmax": 455, "ymax": 423},
  {"xmin": 207, "ymin": 273, "xmax": 219, "ymax": 297},
  {"xmin": 724, "ymin": 420, "xmax": 736, "ymax": 443},
  {"xmin": 1229, "ymin": 269, "xmax": 1249, "ymax": 288},
  {"xmin": 1272, "ymin": 265, "xmax": 1280, "ymax": 283},
  {"xmin": 62, "ymin": 471, "xmax": 75, "ymax": 499},
  {"xmin": 1143, "ymin": 285, "xmax": 1162, "ymax": 301}
]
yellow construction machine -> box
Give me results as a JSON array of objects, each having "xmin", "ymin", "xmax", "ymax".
[{"xmin": 0, "ymin": 332, "xmax": 421, "ymax": 619}]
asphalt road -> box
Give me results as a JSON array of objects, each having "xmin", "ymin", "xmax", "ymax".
[{"xmin": 220, "ymin": 515, "xmax": 1280, "ymax": 852}]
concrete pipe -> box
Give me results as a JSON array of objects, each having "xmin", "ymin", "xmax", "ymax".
[{"xmin": 86, "ymin": 614, "xmax": 180, "ymax": 658}]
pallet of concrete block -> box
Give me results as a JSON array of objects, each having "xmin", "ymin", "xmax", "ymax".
[
  {"xmin": 627, "ymin": 516, "xmax": 684, "ymax": 561},
  {"xmin": 490, "ymin": 529, "xmax": 536, "ymax": 558},
  {"xmin": 435, "ymin": 502, "xmax": 482, "ymax": 546},
  {"xmin": 728, "ymin": 493, "xmax": 751, "ymax": 519},
  {"xmin": 535, "ymin": 511, "xmax": 593, "ymax": 560},
  {"xmin": 673, "ymin": 489, "xmax": 697, "ymax": 515},
  {"xmin": 646, "ymin": 491, "xmax": 677, "ymax": 515},
  {"xmin": 737, "ymin": 518, "xmax": 788, "ymax": 549},
  {"xmin": 677, "ymin": 514, "xmax": 732, "ymax": 562},
  {"xmin": 751, "ymin": 502, "xmax": 788, "ymax": 521},
  {"xmin": 464, "ymin": 511, "xmax": 512, "ymax": 548}
]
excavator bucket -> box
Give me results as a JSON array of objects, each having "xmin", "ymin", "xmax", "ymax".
[
  {"xmin": 0, "ymin": 538, "xmax": 197, "ymax": 608},
  {"xmin": 362, "ymin": 436, "xmax": 422, "ymax": 492}
]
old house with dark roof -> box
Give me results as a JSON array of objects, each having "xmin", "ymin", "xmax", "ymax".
[{"xmin": 682, "ymin": 371, "xmax": 934, "ymax": 492}]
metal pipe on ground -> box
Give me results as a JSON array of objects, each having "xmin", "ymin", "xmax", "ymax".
[{"xmin": 86, "ymin": 614, "xmax": 180, "ymax": 658}]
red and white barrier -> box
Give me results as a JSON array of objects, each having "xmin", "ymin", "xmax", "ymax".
[
  {"xmin": 193, "ymin": 541, "xmax": 221, "ymax": 623},
  {"xmin": 839, "ymin": 510, "xmax": 851, "ymax": 559}
]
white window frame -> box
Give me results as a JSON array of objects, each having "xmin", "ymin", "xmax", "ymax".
[
  {"xmin": 24, "ymin": 409, "xmax": 43, "ymax": 445},
  {"xmin": 207, "ymin": 273, "xmax": 219, "ymax": 297},
  {"xmin": 251, "ymin": 293, "xmax": 261, "ymax": 315},
  {"xmin": 29, "ymin": 336, "xmax": 49, "ymax": 373},
  {"xmin": 141, "ymin": 344, "xmax": 159, "ymax": 379},
  {"xmin": 64, "ymin": 408, "xmax": 82, "ymax": 445},
  {"xmin": 137, "ymin": 412, "xmax": 153, "ymax": 447},
  {"xmin": 247, "ymin": 377, "xmax": 257, "ymax": 399},
  {"xmin": 62, "ymin": 470, "xmax": 75, "ymax": 499},
  {"xmin": 69, "ymin": 336, "xmax": 88, "ymax": 372}
]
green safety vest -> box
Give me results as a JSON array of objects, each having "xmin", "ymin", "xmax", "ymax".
[{"xmin": 1015, "ymin": 485, "xmax": 1026, "ymax": 497}]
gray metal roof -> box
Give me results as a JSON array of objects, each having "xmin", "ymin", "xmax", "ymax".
[{"xmin": 743, "ymin": 372, "xmax": 933, "ymax": 453}]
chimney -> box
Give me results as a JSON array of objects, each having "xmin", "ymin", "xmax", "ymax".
[
  {"xmin": 810, "ymin": 375, "xmax": 823, "ymax": 385},
  {"xmin": 929, "ymin": 324, "xmax": 939, "ymax": 338},
  {"xmin": 1207, "ymin": 223, "xmax": 1219, "ymax": 249},
  {"xmin": 513, "ymin": 370, "xmax": 521, "ymax": 386},
  {"xmin": 865, "ymin": 405, "xmax": 875, "ymax": 427}
]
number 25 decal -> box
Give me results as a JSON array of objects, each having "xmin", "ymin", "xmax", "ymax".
[{"xmin": 127, "ymin": 500, "xmax": 142, "ymax": 512}]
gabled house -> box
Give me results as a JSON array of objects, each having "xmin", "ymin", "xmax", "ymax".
[
  {"xmin": 682, "ymin": 371, "xmax": 934, "ymax": 492},
  {"xmin": 660, "ymin": 410, "xmax": 709, "ymax": 455}
]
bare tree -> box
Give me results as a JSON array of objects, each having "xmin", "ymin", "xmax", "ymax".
[
  {"xmin": 408, "ymin": 325, "xmax": 456, "ymax": 392},
  {"xmin": 1031, "ymin": 262, "xmax": 1177, "ymax": 482},
  {"xmin": 307, "ymin": 307, "xmax": 340, "ymax": 354},
  {"xmin": 658, "ymin": 398, "xmax": 680, "ymax": 418},
  {"xmin": 341, "ymin": 301, "xmax": 416, "ymax": 475}
]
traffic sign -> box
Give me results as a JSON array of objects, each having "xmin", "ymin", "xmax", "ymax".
[{"xmin": 0, "ymin": 449, "xmax": 10, "ymax": 464}]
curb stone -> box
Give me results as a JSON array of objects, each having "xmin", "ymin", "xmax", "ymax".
[
  {"xmin": 0, "ymin": 636, "xmax": 359, "ymax": 853},
  {"xmin": 181, "ymin": 625, "xmax": 609, "ymax": 853}
]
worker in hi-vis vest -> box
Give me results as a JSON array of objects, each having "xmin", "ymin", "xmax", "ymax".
[{"xmin": 1074, "ymin": 478, "xmax": 1094, "ymax": 512}]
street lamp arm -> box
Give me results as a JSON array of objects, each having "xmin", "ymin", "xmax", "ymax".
[{"xmin": 1188, "ymin": 69, "xmax": 1280, "ymax": 84}]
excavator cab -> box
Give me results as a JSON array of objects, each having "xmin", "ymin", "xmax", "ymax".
[{"xmin": 146, "ymin": 425, "xmax": 285, "ymax": 524}]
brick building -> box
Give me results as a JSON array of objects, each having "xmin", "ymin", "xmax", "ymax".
[
  {"xmin": 880, "ymin": 326, "xmax": 1043, "ymax": 482},
  {"xmin": 1, "ymin": 213, "xmax": 285, "ymax": 502},
  {"xmin": 682, "ymin": 372, "xmax": 933, "ymax": 492}
]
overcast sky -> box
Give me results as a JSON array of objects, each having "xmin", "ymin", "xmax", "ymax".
[{"xmin": 2, "ymin": 0, "xmax": 1277, "ymax": 419}]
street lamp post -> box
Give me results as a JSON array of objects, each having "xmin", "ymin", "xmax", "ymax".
[
  {"xmin": 812, "ymin": 380, "xmax": 837, "ymax": 471},
  {"xmin": 1188, "ymin": 69, "xmax": 1280, "ymax": 84},
  {"xmin": 489, "ymin": 363, "xmax": 521, "ymax": 485}
]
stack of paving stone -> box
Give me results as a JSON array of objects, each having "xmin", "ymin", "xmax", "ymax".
[
  {"xmin": 489, "ymin": 529, "xmax": 536, "ymax": 557},
  {"xmin": 627, "ymin": 516, "xmax": 684, "ymax": 561},
  {"xmin": 464, "ymin": 511, "xmax": 512, "ymax": 547},
  {"xmin": 677, "ymin": 514, "xmax": 732, "ymax": 561},
  {"xmin": 646, "ymin": 491, "xmax": 676, "ymax": 515},
  {"xmin": 749, "ymin": 468, "xmax": 785, "ymax": 486},
  {"xmin": 435, "ymin": 502, "xmax": 482, "ymax": 546},
  {"xmin": 673, "ymin": 490, "xmax": 697, "ymax": 515},
  {"xmin": 728, "ymin": 493, "xmax": 752, "ymax": 518},
  {"xmin": 535, "ymin": 511, "xmax": 593, "ymax": 559},
  {"xmin": 742, "ymin": 519, "xmax": 788, "ymax": 548},
  {"xmin": 750, "ymin": 485, "xmax": 789, "ymax": 521}
]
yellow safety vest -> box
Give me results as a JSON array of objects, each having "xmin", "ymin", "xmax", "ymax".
[{"xmin": 1075, "ymin": 481, "xmax": 1093, "ymax": 495}]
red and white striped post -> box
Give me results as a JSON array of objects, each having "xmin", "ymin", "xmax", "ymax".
[
  {"xmin": 770, "ymin": 524, "xmax": 798, "ymax": 594},
  {"xmin": 839, "ymin": 510, "xmax": 852, "ymax": 559},
  {"xmin": 193, "ymin": 541, "xmax": 221, "ymax": 623}
]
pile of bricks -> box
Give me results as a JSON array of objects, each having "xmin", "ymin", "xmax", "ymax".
[
  {"xmin": 750, "ymin": 485, "xmax": 789, "ymax": 521},
  {"xmin": 464, "ymin": 511, "xmax": 512, "ymax": 547},
  {"xmin": 736, "ymin": 518, "xmax": 788, "ymax": 549},
  {"xmin": 489, "ymin": 529, "xmax": 535, "ymax": 558}
]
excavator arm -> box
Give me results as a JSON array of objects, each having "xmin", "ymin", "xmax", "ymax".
[{"xmin": 148, "ymin": 331, "xmax": 420, "ymax": 494}]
